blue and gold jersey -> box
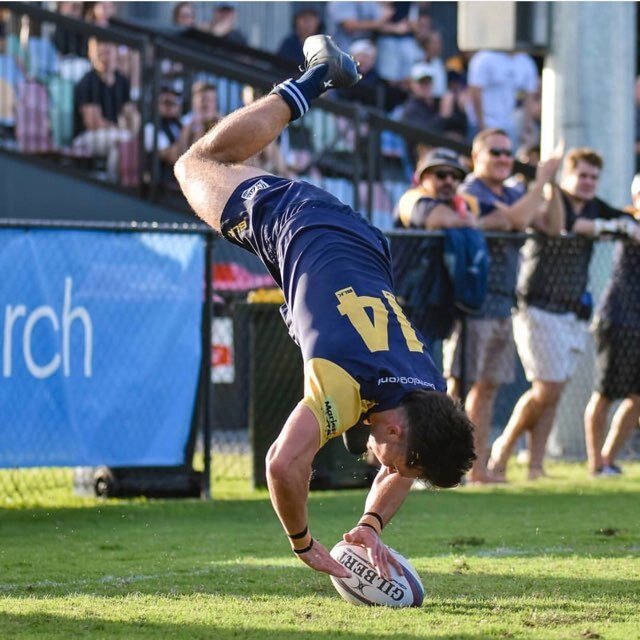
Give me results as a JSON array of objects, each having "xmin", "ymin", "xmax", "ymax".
[{"xmin": 221, "ymin": 176, "xmax": 446, "ymax": 446}]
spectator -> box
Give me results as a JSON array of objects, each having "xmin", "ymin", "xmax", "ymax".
[
  {"xmin": 276, "ymin": 7, "xmax": 321, "ymax": 68},
  {"xmin": 161, "ymin": 2, "xmax": 197, "ymax": 92},
  {"xmin": 83, "ymin": 1, "xmax": 141, "ymax": 101},
  {"xmin": 446, "ymin": 129, "xmax": 563, "ymax": 484},
  {"xmin": 584, "ymin": 175, "xmax": 640, "ymax": 476},
  {"xmin": 394, "ymin": 147, "xmax": 474, "ymax": 230},
  {"xmin": 83, "ymin": 1, "xmax": 115, "ymax": 26},
  {"xmin": 392, "ymin": 148, "xmax": 479, "ymax": 347},
  {"xmin": 468, "ymin": 49, "xmax": 538, "ymax": 145},
  {"xmin": 144, "ymin": 85, "xmax": 185, "ymax": 189},
  {"xmin": 375, "ymin": 2, "xmax": 422, "ymax": 87},
  {"xmin": 413, "ymin": 10, "xmax": 433, "ymax": 45},
  {"xmin": 180, "ymin": 81, "xmax": 220, "ymax": 149},
  {"xmin": 205, "ymin": 2, "xmax": 246, "ymax": 45},
  {"xmin": 337, "ymin": 39, "xmax": 406, "ymax": 112},
  {"xmin": 0, "ymin": 19, "xmax": 23, "ymax": 137},
  {"xmin": 12, "ymin": 16, "xmax": 59, "ymax": 82},
  {"xmin": 505, "ymin": 143, "xmax": 540, "ymax": 194},
  {"xmin": 325, "ymin": 1, "xmax": 386, "ymax": 53},
  {"xmin": 397, "ymin": 62, "xmax": 445, "ymax": 136},
  {"xmin": 0, "ymin": 19, "xmax": 24, "ymax": 87},
  {"xmin": 489, "ymin": 147, "xmax": 638, "ymax": 481},
  {"xmin": 634, "ymin": 76, "xmax": 640, "ymax": 172},
  {"xmin": 439, "ymin": 70, "xmax": 470, "ymax": 142},
  {"xmin": 416, "ymin": 30, "xmax": 448, "ymax": 98},
  {"xmin": 53, "ymin": 2, "xmax": 87, "ymax": 58},
  {"xmin": 72, "ymin": 37, "xmax": 139, "ymax": 181},
  {"xmin": 514, "ymin": 76, "xmax": 541, "ymax": 149},
  {"xmin": 172, "ymin": 1, "xmax": 196, "ymax": 28}
]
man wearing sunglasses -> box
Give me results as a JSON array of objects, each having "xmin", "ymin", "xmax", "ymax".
[
  {"xmin": 444, "ymin": 128, "xmax": 563, "ymax": 484},
  {"xmin": 394, "ymin": 147, "xmax": 473, "ymax": 230}
]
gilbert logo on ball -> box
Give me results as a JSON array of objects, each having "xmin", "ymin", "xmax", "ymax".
[{"xmin": 329, "ymin": 541, "xmax": 425, "ymax": 607}]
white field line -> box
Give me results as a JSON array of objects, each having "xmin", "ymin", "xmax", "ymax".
[
  {"xmin": 0, "ymin": 567, "xmax": 219, "ymax": 593},
  {"xmin": 2, "ymin": 546, "xmax": 638, "ymax": 593}
]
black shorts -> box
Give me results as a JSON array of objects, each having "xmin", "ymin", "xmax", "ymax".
[{"xmin": 594, "ymin": 322, "xmax": 640, "ymax": 398}]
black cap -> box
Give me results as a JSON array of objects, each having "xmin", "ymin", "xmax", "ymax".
[{"xmin": 415, "ymin": 148, "xmax": 466, "ymax": 182}]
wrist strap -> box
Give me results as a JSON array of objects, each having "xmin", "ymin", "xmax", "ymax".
[
  {"xmin": 363, "ymin": 511, "xmax": 384, "ymax": 530},
  {"xmin": 358, "ymin": 522, "xmax": 379, "ymax": 533},
  {"xmin": 287, "ymin": 526, "xmax": 308, "ymax": 540},
  {"xmin": 292, "ymin": 539, "xmax": 314, "ymax": 555}
]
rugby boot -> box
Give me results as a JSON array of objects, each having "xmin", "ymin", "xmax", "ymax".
[{"xmin": 302, "ymin": 35, "xmax": 361, "ymax": 91}]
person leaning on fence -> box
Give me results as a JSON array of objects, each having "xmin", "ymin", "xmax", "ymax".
[
  {"xmin": 489, "ymin": 147, "xmax": 640, "ymax": 481},
  {"xmin": 446, "ymin": 128, "xmax": 563, "ymax": 485},
  {"xmin": 583, "ymin": 174, "xmax": 640, "ymax": 477},
  {"xmin": 174, "ymin": 34, "xmax": 475, "ymax": 580},
  {"xmin": 394, "ymin": 147, "xmax": 475, "ymax": 231},
  {"xmin": 391, "ymin": 147, "xmax": 481, "ymax": 343}
]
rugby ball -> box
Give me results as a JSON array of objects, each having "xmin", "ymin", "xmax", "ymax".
[{"xmin": 329, "ymin": 540, "xmax": 425, "ymax": 607}]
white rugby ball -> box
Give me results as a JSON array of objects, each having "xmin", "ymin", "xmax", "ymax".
[{"xmin": 329, "ymin": 540, "xmax": 425, "ymax": 607}]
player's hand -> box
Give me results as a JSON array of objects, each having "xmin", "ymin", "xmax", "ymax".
[
  {"xmin": 294, "ymin": 538, "xmax": 351, "ymax": 578},
  {"xmin": 342, "ymin": 525, "xmax": 403, "ymax": 581}
]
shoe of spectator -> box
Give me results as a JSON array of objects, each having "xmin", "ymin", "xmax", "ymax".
[
  {"xmin": 599, "ymin": 464, "xmax": 623, "ymax": 476},
  {"xmin": 302, "ymin": 35, "xmax": 361, "ymax": 90}
]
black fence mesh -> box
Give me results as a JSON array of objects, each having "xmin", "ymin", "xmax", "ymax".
[
  {"xmin": 0, "ymin": 222, "xmax": 209, "ymax": 505},
  {"xmin": 2, "ymin": 225, "xmax": 640, "ymax": 505}
]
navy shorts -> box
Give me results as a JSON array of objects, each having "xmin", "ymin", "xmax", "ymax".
[{"xmin": 594, "ymin": 322, "xmax": 640, "ymax": 398}]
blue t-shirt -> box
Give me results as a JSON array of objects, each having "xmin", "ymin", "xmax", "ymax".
[
  {"xmin": 220, "ymin": 175, "xmax": 446, "ymax": 445},
  {"xmin": 459, "ymin": 175, "xmax": 523, "ymax": 318}
]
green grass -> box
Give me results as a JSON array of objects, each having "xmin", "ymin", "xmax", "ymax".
[{"xmin": 1, "ymin": 461, "xmax": 639, "ymax": 639}]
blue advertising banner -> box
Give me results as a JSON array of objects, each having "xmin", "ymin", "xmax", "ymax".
[{"xmin": 0, "ymin": 229, "xmax": 204, "ymax": 468}]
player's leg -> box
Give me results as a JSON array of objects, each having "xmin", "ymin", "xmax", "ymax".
[
  {"xmin": 175, "ymin": 95, "xmax": 289, "ymax": 230},
  {"xmin": 175, "ymin": 35, "xmax": 359, "ymax": 231}
]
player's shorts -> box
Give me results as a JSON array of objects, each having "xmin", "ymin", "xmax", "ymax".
[
  {"xmin": 442, "ymin": 317, "xmax": 515, "ymax": 385},
  {"xmin": 593, "ymin": 321, "xmax": 640, "ymax": 398},
  {"xmin": 512, "ymin": 304, "xmax": 587, "ymax": 382}
]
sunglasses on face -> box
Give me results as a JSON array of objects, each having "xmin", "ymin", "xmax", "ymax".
[
  {"xmin": 488, "ymin": 148, "xmax": 513, "ymax": 158},
  {"xmin": 432, "ymin": 169, "xmax": 461, "ymax": 181}
]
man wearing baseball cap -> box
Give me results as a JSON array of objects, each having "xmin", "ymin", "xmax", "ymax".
[
  {"xmin": 397, "ymin": 62, "xmax": 444, "ymax": 136},
  {"xmin": 394, "ymin": 147, "xmax": 475, "ymax": 229}
]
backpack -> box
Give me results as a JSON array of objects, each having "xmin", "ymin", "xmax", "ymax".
[
  {"xmin": 392, "ymin": 235, "xmax": 456, "ymax": 342},
  {"xmin": 443, "ymin": 227, "xmax": 489, "ymax": 314},
  {"xmin": 392, "ymin": 228, "xmax": 489, "ymax": 342}
]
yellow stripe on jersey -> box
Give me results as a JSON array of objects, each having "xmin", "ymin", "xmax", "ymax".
[{"xmin": 301, "ymin": 358, "xmax": 365, "ymax": 447}]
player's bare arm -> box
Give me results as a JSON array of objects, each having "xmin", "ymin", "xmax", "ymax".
[
  {"xmin": 343, "ymin": 466, "xmax": 413, "ymax": 579},
  {"xmin": 266, "ymin": 402, "xmax": 351, "ymax": 578}
]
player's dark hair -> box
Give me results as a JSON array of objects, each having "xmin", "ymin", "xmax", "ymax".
[{"xmin": 400, "ymin": 390, "xmax": 475, "ymax": 488}]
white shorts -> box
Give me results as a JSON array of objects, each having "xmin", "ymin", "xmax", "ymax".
[{"xmin": 513, "ymin": 305, "xmax": 587, "ymax": 382}]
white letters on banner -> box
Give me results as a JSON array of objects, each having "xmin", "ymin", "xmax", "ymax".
[{"xmin": 2, "ymin": 277, "xmax": 93, "ymax": 378}]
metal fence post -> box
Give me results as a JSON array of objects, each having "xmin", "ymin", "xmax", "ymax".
[{"xmin": 201, "ymin": 231, "xmax": 214, "ymax": 499}]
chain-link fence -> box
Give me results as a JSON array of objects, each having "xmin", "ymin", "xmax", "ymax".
[
  {"xmin": 0, "ymin": 220, "xmax": 211, "ymax": 505},
  {"xmin": 2, "ymin": 224, "xmax": 639, "ymax": 505}
]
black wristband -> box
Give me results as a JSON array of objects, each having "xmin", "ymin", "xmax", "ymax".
[
  {"xmin": 357, "ymin": 522, "xmax": 379, "ymax": 533},
  {"xmin": 292, "ymin": 539, "xmax": 314, "ymax": 555},
  {"xmin": 287, "ymin": 526, "xmax": 308, "ymax": 540},
  {"xmin": 363, "ymin": 511, "xmax": 384, "ymax": 530}
]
